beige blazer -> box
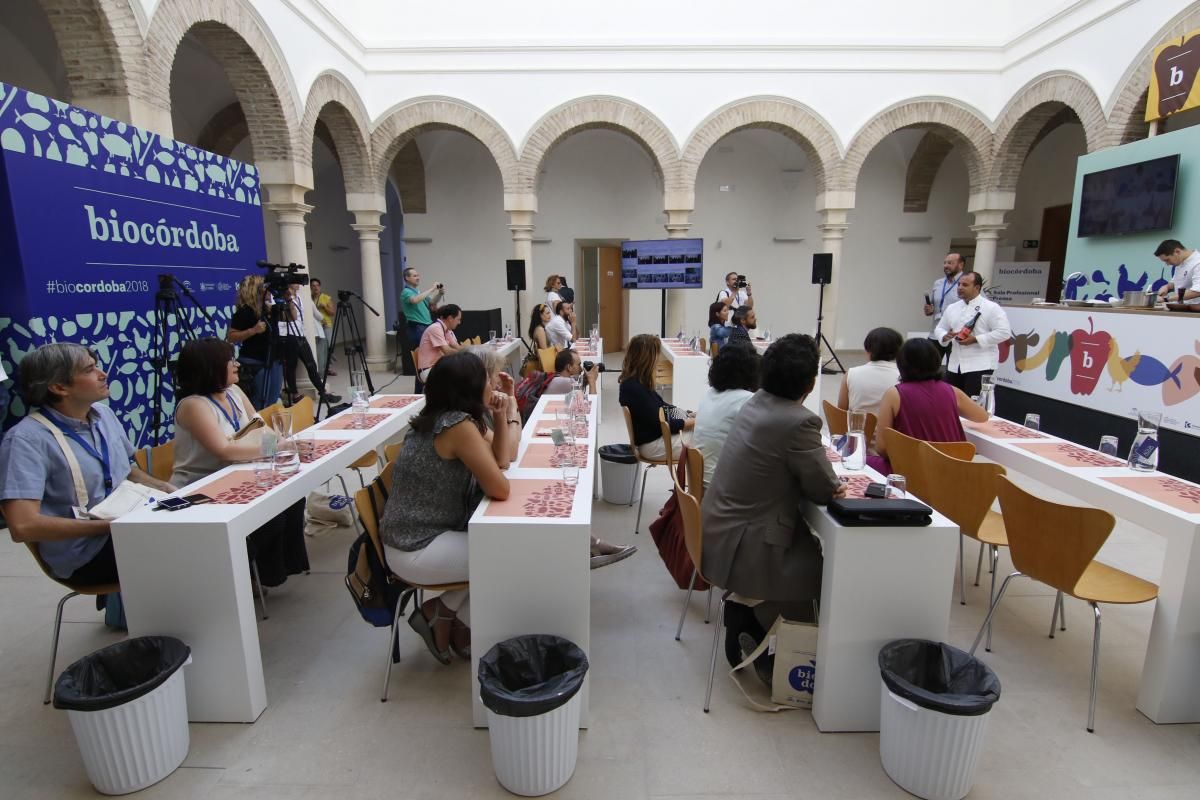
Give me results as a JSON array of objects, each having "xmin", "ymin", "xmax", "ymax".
[{"xmin": 700, "ymin": 390, "xmax": 839, "ymax": 608}]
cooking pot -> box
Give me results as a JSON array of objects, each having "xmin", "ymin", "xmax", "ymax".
[{"xmin": 1121, "ymin": 291, "xmax": 1157, "ymax": 308}]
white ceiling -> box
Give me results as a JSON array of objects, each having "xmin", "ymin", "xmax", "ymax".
[{"xmin": 301, "ymin": 0, "xmax": 1080, "ymax": 48}]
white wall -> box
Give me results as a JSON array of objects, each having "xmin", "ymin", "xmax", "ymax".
[{"xmin": 1007, "ymin": 123, "xmax": 1088, "ymax": 260}]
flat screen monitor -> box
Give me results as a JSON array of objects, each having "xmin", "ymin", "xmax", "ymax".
[
  {"xmin": 620, "ymin": 238, "xmax": 704, "ymax": 289},
  {"xmin": 1077, "ymin": 154, "xmax": 1179, "ymax": 237}
]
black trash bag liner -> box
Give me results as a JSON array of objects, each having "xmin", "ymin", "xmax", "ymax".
[
  {"xmin": 879, "ymin": 639, "xmax": 1000, "ymax": 717},
  {"xmin": 598, "ymin": 444, "xmax": 638, "ymax": 464},
  {"xmin": 53, "ymin": 636, "xmax": 191, "ymax": 712},
  {"xmin": 478, "ymin": 635, "xmax": 589, "ymax": 718}
]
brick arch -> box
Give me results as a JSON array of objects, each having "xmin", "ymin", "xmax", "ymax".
[
  {"xmin": 36, "ymin": 0, "xmax": 146, "ymax": 107},
  {"xmin": 988, "ymin": 72, "xmax": 1105, "ymax": 192},
  {"xmin": 144, "ymin": 0, "xmax": 300, "ymax": 162},
  {"xmin": 371, "ymin": 97, "xmax": 519, "ymax": 195},
  {"xmin": 301, "ymin": 72, "xmax": 374, "ymax": 194},
  {"xmin": 903, "ymin": 131, "xmax": 955, "ymax": 213},
  {"xmin": 835, "ymin": 99, "xmax": 993, "ymax": 194},
  {"xmin": 677, "ymin": 96, "xmax": 841, "ymax": 197},
  {"xmin": 518, "ymin": 96, "xmax": 679, "ymax": 194},
  {"xmin": 1103, "ymin": 5, "xmax": 1200, "ymax": 149}
]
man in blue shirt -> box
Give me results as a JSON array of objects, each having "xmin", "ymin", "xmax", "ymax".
[
  {"xmin": 0, "ymin": 343, "xmax": 174, "ymax": 584},
  {"xmin": 924, "ymin": 253, "xmax": 966, "ymax": 360}
]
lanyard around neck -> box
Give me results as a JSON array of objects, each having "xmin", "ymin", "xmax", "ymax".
[
  {"xmin": 45, "ymin": 411, "xmax": 113, "ymax": 490},
  {"xmin": 940, "ymin": 274, "xmax": 962, "ymax": 309},
  {"xmin": 207, "ymin": 391, "xmax": 242, "ymax": 433}
]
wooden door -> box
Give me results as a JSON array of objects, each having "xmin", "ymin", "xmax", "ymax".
[
  {"xmin": 1039, "ymin": 204, "xmax": 1072, "ymax": 302},
  {"xmin": 598, "ymin": 246, "xmax": 624, "ymax": 353}
]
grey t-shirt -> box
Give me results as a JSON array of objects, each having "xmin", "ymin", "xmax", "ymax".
[{"xmin": 0, "ymin": 404, "xmax": 135, "ymax": 578}]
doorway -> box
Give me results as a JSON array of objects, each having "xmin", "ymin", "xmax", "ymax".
[
  {"xmin": 577, "ymin": 240, "xmax": 626, "ymax": 354},
  {"xmin": 1038, "ymin": 204, "xmax": 1072, "ymax": 302}
]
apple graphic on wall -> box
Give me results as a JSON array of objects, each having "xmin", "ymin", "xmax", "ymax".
[
  {"xmin": 1153, "ymin": 34, "xmax": 1200, "ymax": 118},
  {"xmin": 1069, "ymin": 317, "xmax": 1111, "ymax": 395}
]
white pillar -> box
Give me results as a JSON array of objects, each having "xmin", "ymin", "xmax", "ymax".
[
  {"xmin": 664, "ymin": 208, "xmax": 692, "ymax": 338},
  {"xmin": 816, "ymin": 192, "xmax": 855, "ymax": 352},
  {"xmin": 967, "ymin": 192, "xmax": 1015, "ymax": 291},
  {"xmin": 262, "ymin": 167, "xmax": 318, "ymax": 394},
  {"xmin": 349, "ymin": 221, "xmax": 389, "ymax": 371},
  {"xmin": 507, "ymin": 200, "xmax": 537, "ymax": 331}
]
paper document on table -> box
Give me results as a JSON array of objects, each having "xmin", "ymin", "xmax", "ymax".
[{"xmin": 88, "ymin": 481, "xmax": 166, "ymax": 519}]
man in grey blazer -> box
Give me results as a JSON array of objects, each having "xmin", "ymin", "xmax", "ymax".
[{"xmin": 702, "ymin": 334, "xmax": 845, "ymax": 633}]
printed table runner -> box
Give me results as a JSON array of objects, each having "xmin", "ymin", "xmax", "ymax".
[
  {"xmin": 1013, "ymin": 441, "xmax": 1125, "ymax": 468},
  {"xmin": 482, "ymin": 479, "xmax": 578, "ymax": 518},
  {"xmin": 319, "ymin": 412, "xmax": 390, "ymax": 431},
  {"xmin": 966, "ymin": 418, "xmax": 1048, "ymax": 440},
  {"xmin": 1102, "ymin": 475, "xmax": 1200, "ymax": 514},
  {"xmin": 196, "ymin": 469, "xmax": 287, "ymax": 504},
  {"xmin": 369, "ymin": 395, "xmax": 421, "ymax": 409},
  {"xmin": 519, "ymin": 443, "xmax": 591, "ymax": 469}
]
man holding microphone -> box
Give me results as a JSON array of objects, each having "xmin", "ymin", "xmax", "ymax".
[{"xmin": 925, "ymin": 253, "xmax": 966, "ymax": 359}]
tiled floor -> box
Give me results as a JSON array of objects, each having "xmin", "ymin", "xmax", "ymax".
[{"xmin": 1, "ymin": 352, "xmax": 1197, "ymax": 798}]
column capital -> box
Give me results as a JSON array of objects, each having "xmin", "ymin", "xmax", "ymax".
[
  {"xmin": 351, "ymin": 223, "xmax": 385, "ymax": 238},
  {"xmin": 509, "ymin": 209, "xmax": 535, "ymax": 240},
  {"xmin": 258, "ymin": 161, "xmax": 314, "ymax": 192},
  {"xmin": 817, "ymin": 206, "xmax": 852, "ymax": 231},
  {"xmin": 815, "ymin": 191, "xmax": 856, "ymax": 213},
  {"xmin": 967, "ymin": 191, "xmax": 1015, "ymax": 215},
  {"xmin": 350, "ymin": 208, "xmax": 384, "ymax": 229},
  {"xmin": 265, "ymin": 201, "xmax": 314, "ymax": 227},
  {"xmin": 504, "ymin": 193, "xmax": 538, "ymax": 214},
  {"xmin": 970, "ymin": 223, "xmax": 1006, "ymax": 240},
  {"xmin": 664, "ymin": 209, "xmax": 692, "ymax": 238}
]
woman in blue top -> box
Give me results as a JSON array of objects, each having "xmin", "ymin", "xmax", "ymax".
[{"xmin": 708, "ymin": 302, "xmax": 731, "ymax": 350}]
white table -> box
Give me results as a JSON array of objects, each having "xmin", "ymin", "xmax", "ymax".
[
  {"xmin": 806, "ymin": 461, "xmax": 959, "ymax": 732},
  {"xmin": 663, "ymin": 336, "xmax": 821, "ymax": 416},
  {"xmin": 110, "ymin": 396, "xmax": 425, "ymax": 722},
  {"xmin": 963, "ymin": 419, "xmax": 1200, "ymax": 724},
  {"xmin": 469, "ymin": 392, "xmax": 598, "ymax": 727}
]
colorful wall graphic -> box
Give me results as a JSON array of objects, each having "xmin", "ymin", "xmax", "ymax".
[
  {"xmin": 994, "ymin": 307, "xmax": 1200, "ymax": 438},
  {"xmin": 0, "ymin": 83, "xmax": 266, "ymax": 445},
  {"xmin": 1062, "ymin": 124, "xmax": 1200, "ymax": 302}
]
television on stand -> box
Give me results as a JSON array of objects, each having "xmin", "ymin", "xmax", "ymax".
[{"xmin": 620, "ymin": 238, "xmax": 704, "ymax": 337}]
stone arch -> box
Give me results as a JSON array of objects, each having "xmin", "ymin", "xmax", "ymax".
[
  {"xmin": 835, "ymin": 98, "xmax": 993, "ymax": 195},
  {"xmin": 371, "ymin": 97, "xmax": 519, "ymax": 195},
  {"xmin": 144, "ymin": 0, "xmax": 301, "ymax": 162},
  {"xmin": 903, "ymin": 132, "xmax": 955, "ymax": 213},
  {"xmin": 677, "ymin": 96, "xmax": 842, "ymax": 197},
  {"xmin": 33, "ymin": 0, "xmax": 147, "ymax": 108},
  {"xmin": 301, "ymin": 72, "xmax": 374, "ymax": 194},
  {"xmin": 518, "ymin": 96, "xmax": 679, "ymax": 194},
  {"xmin": 988, "ymin": 72, "xmax": 1105, "ymax": 191},
  {"xmin": 1103, "ymin": 5, "xmax": 1200, "ymax": 149}
]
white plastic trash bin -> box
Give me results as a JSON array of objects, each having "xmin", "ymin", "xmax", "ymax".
[
  {"xmin": 54, "ymin": 637, "xmax": 192, "ymax": 795},
  {"xmin": 478, "ymin": 635, "xmax": 589, "ymax": 797},
  {"xmin": 877, "ymin": 639, "xmax": 1000, "ymax": 800},
  {"xmin": 599, "ymin": 444, "xmax": 639, "ymax": 505}
]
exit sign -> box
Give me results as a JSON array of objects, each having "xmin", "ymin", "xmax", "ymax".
[{"xmin": 1022, "ymin": 239, "xmax": 1039, "ymax": 249}]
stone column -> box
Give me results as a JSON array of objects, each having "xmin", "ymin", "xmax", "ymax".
[
  {"xmin": 348, "ymin": 196, "xmax": 390, "ymax": 370},
  {"xmin": 967, "ymin": 192, "xmax": 1015, "ymax": 290},
  {"xmin": 261, "ymin": 162, "xmax": 318, "ymax": 393},
  {"xmin": 815, "ymin": 192, "xmax": 855, "ymax": 352},
  {"xmin": 506, "ymin": 193, "xmax": 538, "ymax": 330},
  {"xmin": 664, "ymin": 205, "xmax": 693, "ymax": 337}
]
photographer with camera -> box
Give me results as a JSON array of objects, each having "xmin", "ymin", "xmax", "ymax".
[
  {"xmin": 401, "ymin": 266, "xmax": 445, "ymax": 349},
  {"xmin": 717, "ymin": 271, "xmax": 753, "ymax": 327},
  {"xmin": 228, "ymin": 275, "xmax": 282, "ymax": 409},
  {"xmin": 545, "ymin": 349, "xmax": 600, "ymax": 395},
  {"xmin": 281, "ymin": 283, "xmax": 341, "ymax": 407}
]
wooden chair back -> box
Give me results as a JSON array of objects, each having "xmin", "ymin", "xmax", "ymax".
[
  {"xmin": 699, "ymin": 337, "xmax": 707, "ymax": 354},
  {"xmin": 919, "ymin": 443, "xmax": 1005, "ymax": 537},
  {"xmin": 411, "ymin": 349, "xmax": 421, "ymax": 371},
  {"xmin": 379, "ymin": 459, "xmax": 396, "ymax": 493},
  {"xmin": 675, "ymin": 479, "xmax": 703, "ymax": 576},
  {"xmin": 134, "ymin": 440, "xmax": 175, "ymax": 483},
  {"xmin": 259, "ymin": 401, "xmax": 283, "ymax": 431},
  {"xmin": 657, "ymin": 408, "xmax": 677, "ymax": 474},
  {"xmin": 654, "ymin": 359, "xmax": 673, "ymax": 390},
  {"xmin": 290, "ymin": 396, "xmax": 316, "ymax": 431},
  {"xmin": 823, "ymin": 400, "xmax": 878, "ymax": 445},
  {"xmin": 25, "ymin": 543, "xmax": 118, "ymax": 596},
  {"xmin": 471, "ymin": 336, "xmax": 482, "ymax": 345},
  {"xmin": 538, "ymin": 347, "xmax": 557, "ymax": 373},
  {"xmin": 623, "ymin": 406, "xmax": 666, "ymax": 466},
  {"xmin": 684, "ymin": 445, "xmax": 705, "ymax": 504},
  {"xmin": 882, "ymin": 428, "xmax": 975, "ymax": 499},
  {"xmin": 383, "ymin": 443, "xmax": 402, "ymax": 463},
  {"xmin": 710, "ymin": 342, "xmax": 719, "ymax": 358},
  {"xmin": 355, "ymin": 476, "xmax": 466, "ymax": 592},
  {"xmin": 995, "ymin": 476, "xmax": 1115, "ymax": 594}
]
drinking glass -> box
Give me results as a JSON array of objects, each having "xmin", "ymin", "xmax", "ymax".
[
  {"xmin": 351, "ymin": 370, "xmax": 367, "ymax": 392},
  {"xmin": 1098, "ymin": 435, "xmax": 1119, "ymax": 457},
  {"xmin": 488, "ymin": 329, "xmax": 497, "ymax": 342},
  {"xmin": 842, "ymin": 409, "xmax": 867, "ymax": 470},
  {"xmin": 979, "ymin": 375, "xmax": 996, "ymax": 415},
  {"xmin": 271, "ymin": 411, "xmax": 293, "ymax": 439},
  {"xmin": 1024, "ymin": 413, "xmax": 1041, "ymax": 431},
  {"xmin": 273, "ymin": 437, "xmax": 299, "ymax": 475},
  {"xmin": 351, "ymin": 384, "xmax": 370, "ymax": 428},
  {"xmin": 295, "ymin": 432, "xmax": 315, "ymax": 462},
  {"xmin": 253, "ymin": 455, "xmax": 275, "ymax": 487},
  {"xmin": 886, "ymin": 474, "xmax": 907, "ymax": 499},
  {"xmin": 1128, "ymin": 410, "xmax": 1161, "ymax": 471},
  {"xmin": 847, "ymin": 410, "xmax": 866, "ymax": 435},
  {"xmin": 562, "ymin": 462, "xmax": 581, "ymax": 488}
]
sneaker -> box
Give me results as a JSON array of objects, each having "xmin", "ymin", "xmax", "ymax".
[{"xmin": 590, "ymin": 543, "xmax": 637, "ymax": 569}]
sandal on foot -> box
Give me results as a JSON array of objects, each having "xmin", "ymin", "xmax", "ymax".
[
  {"xmin": 450, "ymin": 619, "xmax": 471, "ymax": 660},
  {"xmin": 408, "ymin": 607, "xmax": 452, "ymax": 664}
]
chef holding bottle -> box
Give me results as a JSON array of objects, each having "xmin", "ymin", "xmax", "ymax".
[{"xmin": 934, "ymin": 271, "xmax": 1012, "ymax": 398}]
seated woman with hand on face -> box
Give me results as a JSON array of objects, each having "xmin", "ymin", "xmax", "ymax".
[
  {"xmin": 693, "ymin": 341, "xmax": 759, "ymax": 487},
  {"xmin": 171, "ymin": 338, "xmax": 309, "ymax": 587},
  {"xmin": 618, "ymin": 333, "xmax": 694, "ymax": 461},
  {"xmin": 528, "ymin": 303, "xmax": 552, "ymax": 351}
]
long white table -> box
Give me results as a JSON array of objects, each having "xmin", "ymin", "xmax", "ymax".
[
  {"xmin": 111, "ymin": 396, "xmax": 425, "ymax": 722},
  {"xmin": 661, "ymin": 336, "xmax": 821, "ymax": 416},
  {"xmin": 806, "ymin": 460, "xmax": 959, "ymax": 732},
  {"xmin": 963, "ymin": 419, "xmax": 1200, "ymax": 724},
  {"xmin": 469, "ymin": 392, "xmax": 598, "ymax": 727}
]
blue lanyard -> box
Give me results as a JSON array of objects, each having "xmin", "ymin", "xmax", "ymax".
[
  {"xmin": 206, "ymin": 392, "xmax": 242, "ymax": 433},
  {"xmin": 939, "ymin": 274, "xmax": 961, "ymax": 311},
  {"xmin": 47, "ymin": 414, "xmax": 112, "ymax": 491}
]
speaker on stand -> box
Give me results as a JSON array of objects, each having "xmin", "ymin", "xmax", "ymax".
[
  {"xmin": 506, "ymin": 259, "xmax": 526, "ymax": 337},
  {"xmin": 811, "ymin": 253, "xmax": 845, "ymax": 375}
]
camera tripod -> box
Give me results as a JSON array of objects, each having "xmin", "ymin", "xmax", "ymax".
[
  {"xmin": 814, "ymin": 279, "xmax": 845, "ymax": 375},
  {"xmin": 149, "ymin": 274, "xmax": 215, "ymax": 449},
  {"xmin": 317, "ymin": 290, "xmax": 380, "ymax": 420}
]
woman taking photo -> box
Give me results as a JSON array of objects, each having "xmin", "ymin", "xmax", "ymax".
[
  {"xmin": 618, "ymin": 333, "xmax": 694, "ymax": 460},
  {"xmin": 171, "ymin": 338, "xmax": 309, "ymax": 586},
  {"xmin": 227, "ymin": 275, "xmax": 282, "ymax": 410},
  {"xmin": 528, "ymin": 303, "xmax": 552, "ymax": 350},
  {"xmin": 379, "ymin": 351, "xmax": 513, "ymax": 663}
]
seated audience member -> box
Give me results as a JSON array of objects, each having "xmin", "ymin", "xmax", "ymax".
[
  {"xmin": 693, "ymin": 342, "xmax": 760, "ymax": 487},
  {"xmin": 528, "ymin": 303, "xmax": 552, "ymax": 350},
  {"xmin": 417, "ymin": 304, "xmax": 465, "ymax": 381},
  {"xmin": 701, "ymin": 334, "xmax": 845, "ymax": 673},
  {"xmin": 708, "ymin": 302, "xmax": 731, "ymax": 350},
  {"xmin": 466, "ymin": 345, "xmax": 521, "ymax": 464},
  {"xmin": 171, "ymin": 338, "xmax": 309, "ymax": 586},
  {"xmin": 545, "ymin": 274, "xmax": 563, "ymax": 308},
  {"xmin": 0, "ymin": 343, "xmax": 176, "ymax": 586},
  {"xmin": 546, "ymin": 301, "xmax": 575, "ymax": 349},
  {"xmin": 379, "ymin": 352, "xmax": 513, "ymax": 663},
  {"xmin": 619, "ymin": 334, "xmax": 694, "ymax": 460},
  {"xmin": 729, "ymin": 306, "xmax": 756, "ymax": 344},
  {"xmin": 869, "ymin": 337, "xmax": 988, "ymax": 475},
  {"xmin": 227, "ymin": 275, "xmax": 282, "ymax": 409},
  {"xmin": 546, "ymin": 349, "xmax": 598, "ymax": 395},
  {"xmin": 837, "ymin": 326, "xmax": 902, "ymax": 417}
]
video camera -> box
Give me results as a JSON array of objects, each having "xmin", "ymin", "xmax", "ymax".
[
  {"xmin": 581, "ymin": 361, "xmax": 608, "ymax": 373},
  {"xmin": 257, "ymin": 259, "xmax": 309, "ymax": 295}
]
